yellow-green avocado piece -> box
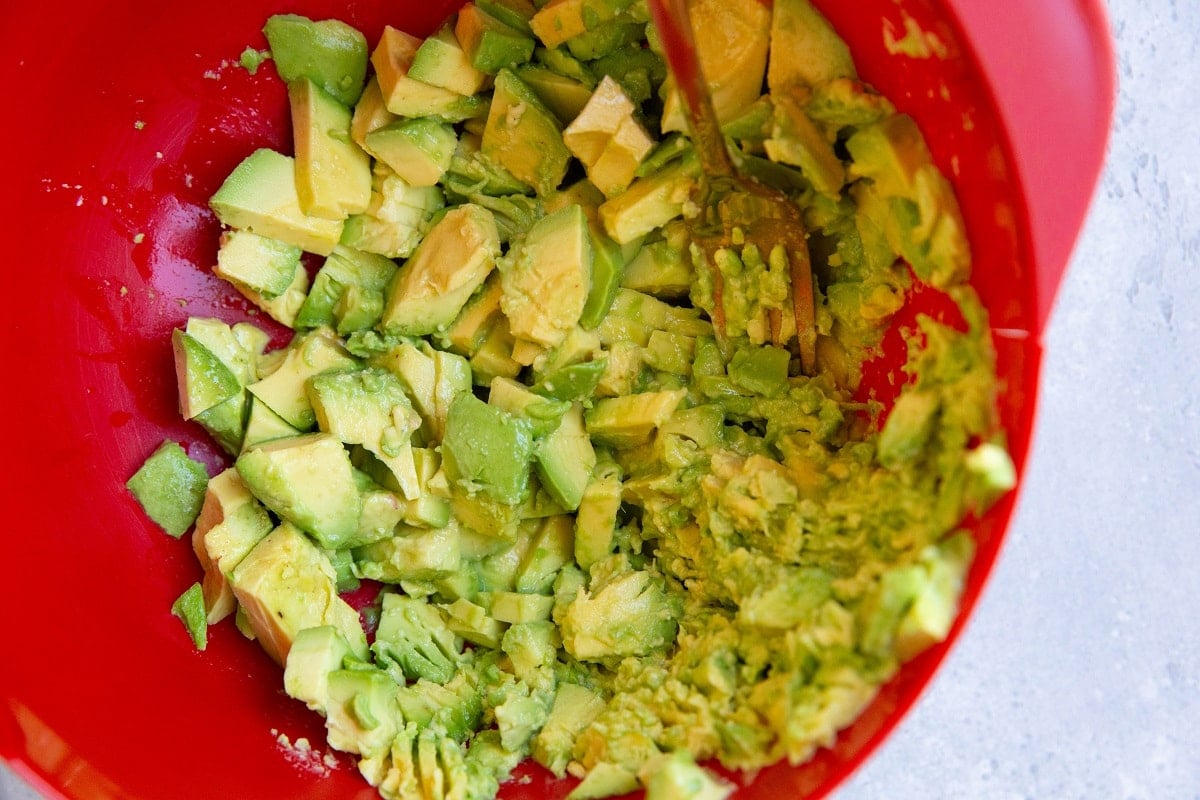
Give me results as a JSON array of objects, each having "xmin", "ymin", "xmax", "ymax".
[
  {"xmin": 289, "ymin": 77, "xmax": 372, "ymax": 220},
  {"xmin": 482, "ymin": 69, "xmax": 571, "ymax": 197}
]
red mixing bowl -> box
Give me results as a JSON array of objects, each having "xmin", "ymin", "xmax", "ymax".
[{"xmin": 0, "ymin": 1, "xmax": 1114, "ymax": 798}]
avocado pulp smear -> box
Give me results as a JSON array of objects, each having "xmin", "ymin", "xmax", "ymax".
[{"xmin": 128, "ymin": 2, "xmax": 1018, "ymax": 798}]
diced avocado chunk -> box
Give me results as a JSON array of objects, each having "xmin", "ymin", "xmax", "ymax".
[
  {"xmin": 764, "ymin": 90, "xmax": 845, "ymax": 198},
  {"xmin": 638, "ymin": 750, "xmax": 733, "ymax": 800},
  {"xmin": 531, "ymin": 682, "xmax": 605, "ymax": 776},
  {"xmin": 192, "ymin": 468, "xmax": 274, "ymax": 622},
  {"xmin": 324, "ymin": 666, "xmax": 403, "ymax": 758},
  {"xmin": 350, "ymin": 76, "xmax": 397, "ymax": 150},
  {"xmin": 283, "ymin": 624, "xmax": 357, "ymax": 713},
  {"xmin": 566, "ymin": 762, "xmax": 639, "ymax": 800},
  {"xmin": 564, "ymin": 76, "xmax": 654, "ymax": 198},
  {"xmin": 455, "ymin": 4, "xmax": 536, "ymax": 74},
  {"xmin": 482, "ymin": 69, "xmax": 571, "ymax": 197},
  {"xmin": 365, "ymin": 118, "xmax": 458, "ymax": 188},
  {"xmin": 264, "ymin": 13, "xmax": 369, "ymax": 106},
  {"xmin": 598, "ymin": 155, "xmax": 699, "ymax": 244},
  {"xmin": 126, "ymin": 440, "xmax": 209, "ymax": 538},
  {"xmin": 215, "ymin": 229, "xmax": 302, "ymax": 299},
  {"xmin": 408, "ymin": 24, "xmax": 488, "ymax": 96},
  {"xmin": 441, "ymin": 392, "xmax": 535, "ymax": 506},
  {"xmin": 499, "ymin": 203, "xmax": 593, "ymax": 350},
  {"xmin": 241, "ymin": 394, "xmax": 302, "ymax": 451},
  {"xmin": 171, "ymin": 582, "xmax": 208, "ymax": 650},
  {"xmin": 230, "ymin": 521, "xmax": 368, "ymax": 665},
  {"xmin": 295, "ymin": 245, "xmax": 398, "ymax": 332},
  {"xmin": 487, "ymin": 376, "xmax": 570, "ymax": 437},
  {"xmin": 573, "ymin": 456, "xmax": 621, "ymax": 569},
  {"xmin": 289, "ymin": 78, "xmax": 372, "ymax": 220},
  {"xmin": 371, "ymin": 592, "xmax": 464, "ymax": 684},
  {"xmin": 381, "ymin": 204, "xmax": 501, "ymax": 336},
  {"xmin": 236, "ymin": 432, "xmax": 363, "ymax": 549},
  {"xmin": 767, "ymin": 0, "xmax": 856, "ymax": 92},
  {"xmin": 172, "ymin": 328, "xmax": 242, "ymax": 421},
  {"xmin": 876, "ymin": 388, "xmax": 939, "ymax": 469},
  {"xmin": 585, "ymin": 389, "xmax": 686, "ymax": 449},
  {"xmin": 534, "ymin": 403, "xmax": 595, "ymax": 511},
  {"xmin": 354, "ymin": 523, "xmax": 462, "ymax": 582},
  {"xmin": 210, "ymin": 148, "xmax": 344, "ymax": 256},
  {"xmin": 246, "ymin": 327, "xmax": 358, "ymax": 430},
  {"xmin": 515, "ymin": 65, "xmax": 593, "ymax": 124},
  {"xmin": 341, "ymin": 163, "xmax": 445, "ymax": 260},
  {"xmin": 371, "ymin": 25, "xmax": 490, "ymax": 122},
  {"xmin": 559, "ymin": 558, "xmax": 682, "ymax": 660},
  {"xmin": 529, "ymin": 0, "xmax": 637, "ymax": 49}
]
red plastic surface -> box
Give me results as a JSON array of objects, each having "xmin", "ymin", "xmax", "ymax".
[{"xmin": 0, "ymin": 1, "xmax": 1113, "ymax": 799}]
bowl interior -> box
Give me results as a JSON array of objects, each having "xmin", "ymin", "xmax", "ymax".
[{"xmin": 0, "ymin": 1, "xmax": 1046, "ymax": 798}]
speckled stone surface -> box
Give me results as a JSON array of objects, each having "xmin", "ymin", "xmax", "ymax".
[{"xmin": 3, "ymin": 0, "xmax": 1197, "ymax": 798}]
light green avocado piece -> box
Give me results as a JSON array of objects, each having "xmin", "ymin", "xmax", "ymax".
[
  {"xmin": 477, "ymin": 0, "xmax": 537, "ymax": 34},
  {"xmin": 534, "ymin": 403, "xmax": 595, "ymax": 511},
  {"xmin": 172, "ymin": 328, "xmax": 242, "ymax": 421},
  {"xmin": 241, "ymin": 393, "xmax": 302, "ymax": 451},
  {"xmin": 767, "ymin": 0, "xmax": 857, "ymax": 92},
  {"xmin": 350, "ymin": 76, "xmax": 397, "ymax": 151},
  {"xmin": 584, "ymin": 389, "xmax": 686, "ymax": 449},
  {"xmin": 180, "ymin": 317, "xmax": 267, "ymax": 387},
  {"xmin": 246, "ymin": 327, "xmax": 358, "ymax": 431},
  {"xmin": 394, "ymin": 672, "xmax": 484, "ymax": 742},
  {"xmin": 210, "ymin": 148, "xmax": 344, "ymax": 256},
  {"xmin": 263, "ymin": 14, "xmax": 369, "ymax": 106},
  {"xmin": 308, "ymin": 367, "xmax": 422, "ymax": 499},
  {"xmin": 324, "ymin": 667, "xmax": 403, "ymax": 759},
  {"xmin": 441, "ymin": 392, "xmax": 535, "ymax": 506},
  {"xmin": 566, "ymin": 762, "xmax": 640, "ymax": 800},
  {"xmin": 353, "ymin": 523, "xmax": 463, "ymax": 583},
  {"xmin": 514, "ymin": 65, "xmax": 593, "ymax": 124},
  {"xmin": 289, "ymin": 77, "xmax": 372, "ymax": 220},
  {"xmin": 380, "ymin": 204, "xmax": 501, "ymax": 337},
  {"xmin": 171, "ymin": 582, "xmax": 208, "ymax": 651},
  {"xmin": 454, "ymin": 4, "xmax": 536, "ymax": 75},
  {"xmin": 372, "ymin": 593, "xmax": 464, "ymax": 685},
  {"xmin": 295, "ymin": 245, "xmax": 398, "ymax": 331},
  {"xmin": 229, "ymin": 521, "xmax": 369, "ymax": 665},
  {"xmin": 408, "ymin": 23, "xmax": 488, "ymax": 96},
  {"xmin": 559, "ymin": 559, "xmax": 682, "ymax": 660},
  {"xmin": 529, "ymin": 0, "xmax": 637, "ymax": 49},
  {"xmin": 572, "ymin": 456, "xmax": 621, "ymax": 570},
  {"xmin": 531, "ymin": 682, "xmax": 605, "ymax": 777},
  {"xmin": 192, "ymin": 468, "xmax": 273, "ymax": 623},
  {"xmin": 893, "ymin": 532, "xmax": 974, "ymax": 661},
  {"xmin": 283, "ymin": 624, "xmax": 357, "ymax": 714},
  {"xmin": 236, "ymin": 432, "xmax": 363, "ymax": 549},
  {"xmin": 500, "ymin": 204, "xmax": 593, "ymax": 350},
  {"xmin": 487, "ymin": 376, "xmax": 571, "ymax": 437},
  {"xmin": 341, "ymin": 163, "xmax": 445, "ymax": 260},
  {"xmin": 597, "ymin": 154, "xmax": 700, "ymax": 245},
  {"xmin": 578, "ymin": 229, "xmax": 625, "ymax": 330},
  {"xmin": 371, "ymin": 25, "xmax": 491, "ymax": 122},
  {"xmin": 638, "ymin": 750, "xmax": 733, "ymax": 800},
  {"xmin": 764, "ymin": 90, "xmax": 846, "ymax": 198},
  {"xmin": 215, "ymin": 229, "xmax": 302, "ymax": 299},
  {"xmin": 514, "ymin": 514, "xmax": 575, "ymax": 593},
  {"xmin": 482, "ymin": 69, "xmax": 571, "ymax": 197},
  {"xmin": 876, "ymin": 388, "xmax": 940, "ymax": 469},
  {"xmin": 127, "ymin": 440, "xmax": 209, "ymax": 538},
  {"xmin": 365, "ymin": 117, "xmax": 458, "ymax": 188}
]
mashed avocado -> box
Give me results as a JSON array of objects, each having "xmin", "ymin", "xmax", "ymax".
[{"xmin": 132, "ymin": 3, "xmax": 1017, "ymax": 799}]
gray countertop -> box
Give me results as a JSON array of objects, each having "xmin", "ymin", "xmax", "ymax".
[{"xmin": 4, "ymin": 0, "xmax": 1197, "ymax": 797}]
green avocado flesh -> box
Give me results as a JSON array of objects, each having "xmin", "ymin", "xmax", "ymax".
[{"xmin": 132, "ymin": 4, "xmax": 1017, "ymax": 799}]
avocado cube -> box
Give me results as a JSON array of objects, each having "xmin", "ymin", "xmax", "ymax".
[
  {"xmin": 441, "ymin": 597, "xmax": 506, "ymax": 649},
  {"xmin": 263, "ymin": 14, "xmax": 369, "ymax": 106},
  {"xmin": 230, "ymin": 521, "xmax": 368, "ymax": 665},
  {"xmin": 289, "ymin": 78, "xmax": 372, "ymax": 220},
  {"xmin": 529, "ymin": 0, "xmax": 636, "ymax": 49},
  {"xmin": 408, "ymin": 24, "xmax": 488, "ymax": 96},
  {"xmin": 477, "ymin": 0, "xmax": 538, "ymax": 34},
  {"xmin": 534, "ymin": 403, "xmax": 595, "ymax": 511},
  {"xmin": 210, "ymin": 149, "xmax": 344, "ymax": 256},
  {"xmin": 192, "ymin": 468, "xmax": 273, "ymax": 622},
  {"xmin": 350, "ymin": 77, "xmax": 398, "ymax": 151},
  {"xmin": 126, "ymin": 440, "xmax": 210, "ymax": 538},
  {"xmin": 215, "ymin": 229, "xmax": 302, "ymax": 299},
  {"xmin": 876, "ymin": 388, "xmax": 940, "ymax": 469},
  {"xmin": 584, "ymin": 389, "xmax": 686, "ymax": 449},
  {"xmin": 372, "ymin": 593, "xmax": 464, "ymax": 684},
  {"xmin": 514, "ymin": 514, "xmax": 575, "ymax": 593},
  {"xmin": 232, "ymin": 257, "xmax": 311, "ymax": 329},
  {"xmin": 531, "ymin": 682, "xmax": 605, "ymax": 777},
  {"xmin": 639, "ymin": 750, "xmax": 733, "ymax": 800},
  {"xmin": 371, "ymin": 25, "xmax": 489, "ymax": 122},
  {"xmin": 365, "ymin": 118, "xmax": 458, "ymax": 188},
  {"xmin": 353, "ymin": 524, "xmax": 462, "ymax": 582},
  {"xmin": 295, "ymin": 245, "xmax": 397, "ymax": 331},
  {"xmin": 341, "ymin": 164, "xmax": 445, "ymax": 260},
  {"xmin": 620, "ymin": 234, "xmax": 694, "ymax": 298},
  {"xmin": 283, "ymin": 625, "xmax": 357, "ymax": 713},
  {"xmin": 172, "ymin": 328, "xmax": 243, "ymax": 421},
  {"xmin": 246, "ymin": 327, "xmax": 358, "ymax": 431},
  {"xmin": 442, "ymin": 393, "xmax": 535, "ymax": 505},
  {"xmin": 236, "ymin": 432, "xmax": 363, "ymax": 549},
  {"xmin": 573, "ymin": 457, "xmax": 621, "ymax": 569},
  {"xmin": 455, "ymin": 4, "xmax": 536, "ymax": 75},
  {"xmin": 563, "ymin": 76, "xmax": 654, "ymax": 197},
  {"xmin": 597, "ymin": 155, "xmax": 699, "ymax": 244},
  {"xmin": 499, "ymin": 204, "xmax": 593, "ymax": 350},
  {"xmin": 324, "ymin": 667, "xmax": 402, "ymax": 758},
  {"xmin": 482, "ymin": 69, "xmax": 570, "ymax": 197},
  {"xmin": 559, "ymin": 567, "xmax": 681, "ymax": 660},
  {"xmin": 764, "ymin": 90, "xmax": 845, "ymax": 198},
  {"xmin": 380, "ymin": 204, "xmax": 500, "ymax": 337},
  {"xmin": 171, "ymin": 582, "xmax": 208, "ymax": 651},
  {"xmin": 241, "ymin": 394, "xmax": 302, "ymax": 452},
  {"xmin": 514, "ymin": 65, "xmax": 592, "ymax": 124},
  {"xmin": 767, "ymin": 0, "xmax": 857, "ymax": 92}
]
